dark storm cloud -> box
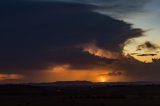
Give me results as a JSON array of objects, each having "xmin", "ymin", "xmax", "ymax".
[
  {"xmin": 56, "ymin": 0, "xmax": 150, "ymax": 18},
  {"xmin": 56, "ymin": 0, "xmax": 148, "ymax": 10},
  {"xmin": 111, "ymin": 57, "xmax": 160, "ymax": 81},
  {"xmin": 0, "ymin": 0, "xmax": 143, "ymax": 72},
  {"xmin": 45, "ymin": 48, "xmax": 116, "ymax": 69}
]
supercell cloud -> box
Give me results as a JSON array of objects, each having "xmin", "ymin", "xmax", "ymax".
[
  {"xmin": 0, "ymin": 0, "xmax": 143, "ymax": 71},
  {"xmin": 0, "ymin": 0, "xmax": 159, "ymax": 82}
]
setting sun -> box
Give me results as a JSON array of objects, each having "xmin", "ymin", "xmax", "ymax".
[{"xmin": 99, "ymin": 76, "xmax": 107, "ymax": 82}]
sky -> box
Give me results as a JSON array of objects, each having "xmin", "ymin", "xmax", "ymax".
[{"xmin": 0, "ymin": 0, "xmax": 160, "ymax": 83}]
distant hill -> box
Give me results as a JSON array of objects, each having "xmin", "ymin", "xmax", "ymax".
[
  {"xmin": 1, "ymin": 81, "xmax": 160, "ymax": 87},
  {"xmin": 29, "ymin": 81, "xmax": 94, "ymax": 86}
]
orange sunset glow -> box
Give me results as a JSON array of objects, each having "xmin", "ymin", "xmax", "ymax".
[
  {"xmin": 32, "ymin": 65, "xmax": 126, "ymax": 83},
  {"xmin": 0, "ymin": 74, "xmax": 24, "ymax": 81}
]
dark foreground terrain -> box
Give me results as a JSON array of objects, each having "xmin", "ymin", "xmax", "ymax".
[{"xmin": 1, "ymin": 82, "xmax": 160, "ymax": 106}]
